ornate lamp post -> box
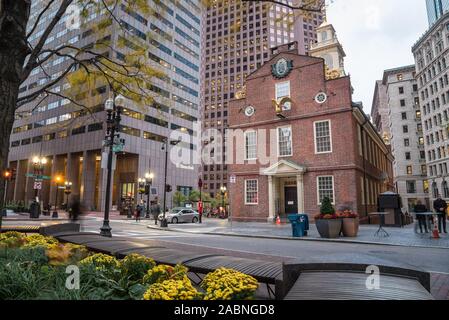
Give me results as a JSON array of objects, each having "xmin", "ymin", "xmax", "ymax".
[
  {"xmin": 160, "ymin": 138, "xmax": 181, "ymax": 228},
  {"xmin": 32, "ymin": 156, "xmax": 47, "ymax": 200},
  {"xmin": 64, "ymin": 181, "xmax": 72, "ymax": 212},
  {"xmin": 145, "ymin": 172, "xmax": 154, "ymax": 219},
  {"xmin": 100, "ymin": 93, "xmax": 125, "ymax": 237}
]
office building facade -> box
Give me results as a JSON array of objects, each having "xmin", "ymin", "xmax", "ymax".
[
  {"xmin": 201, "ymin": 0, "xmax": 324, "ymax": 198},
  {"xmin": 413, "ymin": 11, "xmax": 449, "ymax": 204},
  {"xmin": 371, "ymin": 66, "xmax": 429, "ymax": 211},
  {"xmin": 6, "ymin": 0, "xmax": 202, "ymax": 212}
]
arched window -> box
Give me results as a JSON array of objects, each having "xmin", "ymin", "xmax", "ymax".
[
  {"xmin": 432, "ymin": 182, "xmax": 439, "ymax": 198},
  {"xmin": 443, "ymin": 181, "xmax": 449, "ymax": 198}
]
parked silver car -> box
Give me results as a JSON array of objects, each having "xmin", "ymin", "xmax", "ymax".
[{"xmin": 158, "ymin": 207, "xmax": 199, "ymax": 224}]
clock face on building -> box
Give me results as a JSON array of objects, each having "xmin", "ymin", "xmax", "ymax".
[
  {"xmin": 244, "ymin": 105, "xmax": 255, "ymax": 117},
  {"xmin": 315, "ymin": 92, "xmax": 328, "ymax": 104},
  {"xmin": 272, "ymin": 58, "xmax": 293, "ymax": 78}
]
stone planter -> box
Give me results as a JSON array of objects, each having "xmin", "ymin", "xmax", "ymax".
[
  {"xmin": 316, "ymin": 219, "xmax": 342, "ymax": 238},
  {"xmin": 342, "ymin": 218, "xmax": 359, "ymax": 237}
]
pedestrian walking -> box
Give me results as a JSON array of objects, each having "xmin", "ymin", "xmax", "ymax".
[
  {"xmin": 69, "ymin": 196, "xmax": 82, "ymax": 222},
  {"xmin": 152, "ymin": 198, "xmax": 161, "ymax": 225},
  {"xmin": 135, "ymin": 201, "xmax": 144, "ymax": 222},
  {"xmin": 413, "ymin": 201, "xmax": 428, "ymax": 233},
  {"xmin": 433, "ymin": 195, "xmax": 448, "ymax": 233}
]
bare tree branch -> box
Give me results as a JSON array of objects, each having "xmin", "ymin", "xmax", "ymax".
[
  {"xmin": 21, "ymin": 0, "xmax": 74, "ymax": 81},
  {"xmin": 26, "ymin": 0, "xmax": 56, "ymax": 38}
]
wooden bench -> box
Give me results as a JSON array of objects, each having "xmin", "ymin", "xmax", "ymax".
[{"xmin": 284, "ymin": 271, "xmax": 434, "ymax": 300}]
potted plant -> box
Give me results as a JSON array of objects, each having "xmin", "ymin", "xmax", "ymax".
[
  {"xmin": 314, "ymin": 197, "xmax": 342, "ymax": 238},
  {"xmin": 337, "ymin": 209, "xmax": 359, "ymax": 237}
]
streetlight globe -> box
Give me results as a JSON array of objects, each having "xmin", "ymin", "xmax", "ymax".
[
  {"xmin": 115, "ymin": 94, "xmax": 126, "ymax": 108},
  {"xmin": 145, "ymin": 172, "xmax": 154, "ymax": 180},
  {"xmin": 41, "ymin": 158, "xmax": 48, "ymax": 165},
  {"xmin": 105, "ymin": 98, "xmax": 114, "ymax": 111},
  {"xmin": 32, "ymin": 156, "xmax": 39, "ymax": 164}
]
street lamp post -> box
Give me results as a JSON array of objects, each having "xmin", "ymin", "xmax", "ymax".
[
  {"xmin": 145, "ymin": 172, "xmax": 154, "ymax": 219},
  {"xmin": 52, "ymin": 175, "xmax": 62, "ymax": 218},
  {"xmin": 64, "ymin": 181, "xmax": 72, "ymax": 212},
  {"xmin": 220, "ymin": 186, "xmax": 227, "ymax": 218},
  {"xmin": 160, "ymin": 138, "xmax": 181, "ymax": 228},
  {"xmin": 101, "ymin": 93, "xmax": 125, "ymax": 237}
]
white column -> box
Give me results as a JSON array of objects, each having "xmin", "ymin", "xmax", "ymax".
[
  {"xmin": 268, "ymin": 175, "xmax": 276, "ymax": 222},
  {"xmin": 297, "ymin": 174, "xmax": 305, "ymax": 213}
]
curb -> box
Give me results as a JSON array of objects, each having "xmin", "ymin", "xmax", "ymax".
[{"xmin": 146, "ymin": 225, "xmax": 449, "ymax": 250}]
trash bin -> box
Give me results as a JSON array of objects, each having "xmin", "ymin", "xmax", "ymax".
[
  {"xmin": 288, "ymin": 214, "xmax": 309, "ymax": 237},
  {"xmin": 29, "ymin": 201, "xmax": 41, "ymax": 219}
]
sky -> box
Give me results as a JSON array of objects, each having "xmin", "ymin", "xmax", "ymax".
[{"xmin": 326, "ymin": 0, "xmax": 428, "ymax": 114}]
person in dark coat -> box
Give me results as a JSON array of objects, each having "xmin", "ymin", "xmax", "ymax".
[
  {"xmin": 433, "ymin": 195, "xmax": 448, "ymax": 233},
  {"xmin": 69, "ymin": 196, "xmax": 82, "ymax": 222},
  {"xmin": 151, "ymin": 198, "xmax": 161, "ymax": 225},
  {"xmin": 413, "ymin": 201, "xmax": 428, "ymax": 233}
]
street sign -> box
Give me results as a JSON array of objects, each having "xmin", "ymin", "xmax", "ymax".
[
  {"xmin": 33, "ymin": 181, "xmax": 42, "ymax": 190},
  {"xmin": 230, "ymin": 175, "xmax": 236, "ymax": 184},
  {"xmin": 26, "ymin": 173, "xmax": 51, "ymax": 180},
  {"xmin": 112, "ymin": 143, "xmax": 124, "ymax": 153}
]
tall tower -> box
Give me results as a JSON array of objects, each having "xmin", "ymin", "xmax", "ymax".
[
  {"xmin": 309, "ymin": 20, "xmax": 346, "ymax": 79},
  {"xmin": 426, "ymin": 0, "xmax": 449, "ymax": 25},
  {"xmin": 201, "ymin": 0, "xmax": 324, "ymax": 198}
]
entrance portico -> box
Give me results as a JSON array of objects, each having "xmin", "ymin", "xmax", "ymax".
[{"xmin": 262, "ymin": 160, "xmax": 306, "ymax": 222}]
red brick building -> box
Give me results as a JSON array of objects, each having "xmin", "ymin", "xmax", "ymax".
[{"xmin": 227, "ymin": 42, "xmax": 394, "ymax": 223}]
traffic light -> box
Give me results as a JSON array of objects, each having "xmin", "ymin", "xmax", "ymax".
[
  {"xmin": 11, "ymin": 168, "xmax": 17, "ymax": 180},
  {"xmin": 144, "ymin": 185, "xmax": 150, "ymax": 195},
  {"xmin": 165, "ymin": 184, "xmax": 172, "ymax": 193}
]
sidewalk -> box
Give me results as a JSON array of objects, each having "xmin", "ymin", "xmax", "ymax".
[{"xmin": 144, "ymin": 218, "xmax": 449, "ymax": 249}]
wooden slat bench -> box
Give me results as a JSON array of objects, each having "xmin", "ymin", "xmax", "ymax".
[{"xmin": 284, "ymin": 271, "xmax": 434, "ymax": 300}]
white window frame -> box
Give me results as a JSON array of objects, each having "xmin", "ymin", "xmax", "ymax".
[
  {"xmin": 277, "ymin": 126, "xmax": 293, "ymax": 157},
  {"xmin": 245, "ymin": 179, "xmax": 259, "ymax": 205},
  {"xmin": 314, "ymin": 120, "xmax": 333, "ymax": 154},
  {"xmin": 244, "ymin": 130, "xmax": 257, "ymax": 160},
  {"xmin": 275, "ymin": 81, "xmax": 291, "ymax": 111},
  {"xmin": 317, "ymin": 176, "xmax": 335, "ymax": 205}
]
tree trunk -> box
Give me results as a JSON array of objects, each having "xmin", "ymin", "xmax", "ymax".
[
  {"xmin": 0, "ymin": 0, "xmax": 31, "ymax": 208},
  {"xmin": 0, "ymin": 75, "xmax": 19, "ymax": 209}
]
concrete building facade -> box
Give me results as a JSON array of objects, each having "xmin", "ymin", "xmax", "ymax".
[
  {"xmin": 413, "ymin": 11, "xmax": 449, "ymax": 205},
  {"xmin": 6, "ymin": 0, "xmax": 202, "ymax": 212},
  {"xmin": 201, "ymin": 0, "xmax": 325, "ymax": 198},
  {"xmin": 372, "ymin": 66, "xmax": 429, "ymax": 211},
  {"xmin": 227, "ymin": 43, "xmax": 394, "ymax": 223}
]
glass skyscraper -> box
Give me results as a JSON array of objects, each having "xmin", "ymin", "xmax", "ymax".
[{"xmin": 426, "ymin": 0, "xmax": 449, "ymax": 25}]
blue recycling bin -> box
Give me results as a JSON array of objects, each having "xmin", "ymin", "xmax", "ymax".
[{"xmin": 288, "ymin": 214, "xmax": 309, "ymax": 237}]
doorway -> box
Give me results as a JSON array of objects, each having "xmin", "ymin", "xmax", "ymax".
[{"xmin": 284, "ymin": 186, "xmax": 298, "ymax": 214}]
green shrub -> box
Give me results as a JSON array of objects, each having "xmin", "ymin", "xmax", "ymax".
[{"xmin": 320, "ymin": 197, "xmax": 335, "ymax": 215}]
